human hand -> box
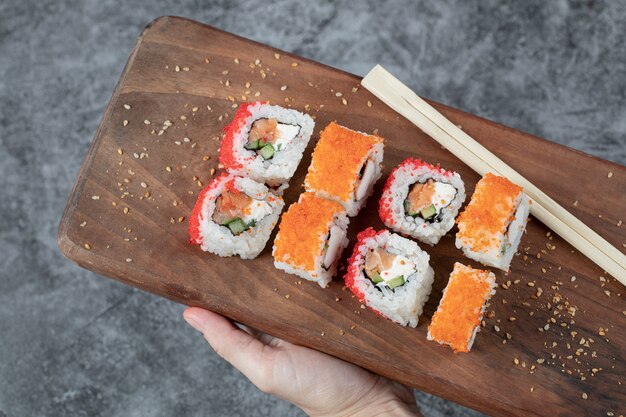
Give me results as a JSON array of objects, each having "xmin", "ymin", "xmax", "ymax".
[{"xmin": 183, "ymin": 308, "xmax": 422, "ymax": 417}]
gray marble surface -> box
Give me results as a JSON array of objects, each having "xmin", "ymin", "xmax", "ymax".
[{"xmin": 1, "ymin": 1, "xmax": 624, "ymax": 416}]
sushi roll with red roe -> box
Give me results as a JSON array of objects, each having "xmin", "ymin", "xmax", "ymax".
[
  {"xmin": 379, "ymin": 158, "xmax": 465, "ymax": 246},
  {"xmin": 219, "ymin": 102, "xmax": 314, "ymax": 187},
  {"xmin": 188, "ymin": 173, "xmax": 284, "ymax": 259},
  {"xmin": 304, "ymin": 122, "xmax": 384, "ymax": 216},
  {"xmin": 272, "ymin": 193, "xmax": 349, "ymax": 287},
  {"xmin": 427, "ymin": 263, "xmax": 496, "ymax": 353},
  {"xmin": 456, "ymin": 173, "xmax": 529, "ymax": 271},
  {"xmin": 344, "ymin": 228, "xmax": 434, "ymax": 327}
]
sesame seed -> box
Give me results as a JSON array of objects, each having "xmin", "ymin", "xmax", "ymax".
[
  {"xmin": 367, "ymin": 100, "xmax": 372, "ymax": 107},
  {"xmin": 91, "ymin": 195, "xmax": 100, "ymax": 200},
  {"xmin": 514, "ymin": 358, "xmax": 519, "ymax": 365},
  {"xmin": 192, "ymin": 107, "xmax": 199, "ymax": 112},
  {"xmin": 204, "ymin": 58, "xmax": 210, "ymax": 64},
  {"xmin": 144, "ymin": 119, "xmax": 151, "ymax": 125},
  {"xmin": 117, "ymin": 148, "xmax": 123, "ymax": 155},
  {"xmin": 335, "ymin": 92, "xmax": 343, "ymax": 97},
  {"xmin": 607, "ymin": 172, "xmax": 613, "ymax": 178},
  {"xmin": 280, "ymin": 85, "xmax": 287, "ymax": 91},
  {"xmin": 582, "ymin": 393, "xmax": 587, "ymax": 400},
  {"xmin": 183, "ymin": 137, "xmax": 190, "ymax": 143},
  {"xmin": 274, "ymin": 53, "xmax": 280, "ymax": 60},
  {"xmin": 210, "ymin": 168, "xmax": 216, "ymax": 175},
  {"xmin": 140, "ymin": 182, "xmax": 147, "ymax": 188},
  {"xmin": 182, "ymin": 66, "xmax": 189, "ymax": 72},
  {"xmin": 175, "ymin": 65, "xmax": 180, "ymax": 72},
  {"xmin": 123, "ymin": 207, "xmax": 129, "ymax": 214},
  {"xmin": 126, "ymin": 258, "xmax": 132, "ymax": 262},
  {"xmin": 84, "ymin": 243, "xmax": 92, "ymax": 250},
  {"xmin": 291, "ymin": 62, "xmax": 298, "ymax": 68},
  {"xmin": 233, "ymin": 58, "xmax": 239, "ymax": 64},
  {"xmin": 222, "ymin": 70, "xmax": 229, "ymax": 75},
  {"xmin": 341, "ymin": 98, "xmax": 348, "ymax": 105}
]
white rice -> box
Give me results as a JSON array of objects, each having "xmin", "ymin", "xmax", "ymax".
[
  {"xmin": 273, "ymin": 211, "xmax": 350, "ymax": 288},
  {"xmin": 456, "ymin": 193, "xmax": 530, "ymax": 270},
  {"xmin": 348, "ymin": 230, "xmax": 434, "ymax": 327},
  {"xmin": 196, "ymin": 175, "xmax": 284, "ymax": 259},
  {"xmin": 380, "ymin": 162, "xmax": 465, "ymax": 246},
  {"xmin": 224, "ymin": 103, "xmax": 314, "ymax": 186}
]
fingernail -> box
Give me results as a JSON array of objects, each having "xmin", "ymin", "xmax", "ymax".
[{"xmin": 184, "ymin": 313, "xmax": 203, "ymax": 333}]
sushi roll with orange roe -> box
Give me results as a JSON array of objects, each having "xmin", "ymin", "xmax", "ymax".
[
  {"xmin": 272, "ymin": 193, "xmax": 349, "ymax": 287},
  {"xmin": 344, "ymin": 228, "xmax": 434, "ymax": 327},
  {"xmin": 188, "ymin": 173, "xmax": 284, "ymax": 259},
  {"xmin": 427, "ymin": 263, "xmax": 496, "ymax": 353},
  {"xmin": 456, "ymin": 173, "xmax": 529, "ymax": 271},
  {"xmin": 379, "ymin": 158, "xmax": 465, "ymax": 246},
  {"xmin": 219, "ymin": 102, "xmax": 314, "ymax": 187},
  {"xmin": 305, "ymin": 122, "xmax": 384, "ymax": 216}
]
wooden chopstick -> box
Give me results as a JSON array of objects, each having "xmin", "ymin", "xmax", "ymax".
[{"xmin": 362, "ymin": 64, "xmax": 626, "ymax": 285}]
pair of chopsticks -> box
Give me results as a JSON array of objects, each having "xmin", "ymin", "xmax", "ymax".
[{"xmin": 362, "ymin": 65, "xmax": 626, "ymax": 286}]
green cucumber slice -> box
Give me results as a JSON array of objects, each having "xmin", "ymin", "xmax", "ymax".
[
  {"xmin": 227, "ymin": 218, "xmax": 247, "ymax": 235},
  {"xmin": 404, "ymin": 199, "xmax": 419, "ymax": 216},
  {"xmin": 368, "ymin": 271, "xmax": 384, "ymax": 284},
  {"xmin": 259, "ymin": 143, "xmax": 275, "ymax": 160},
  {"xmin": 387, "ymin": 275, "xmax": 405, "ymax": 288},
  {"xmin": 244, "ymin": 140, "xmax": 260, "ymax": 150},
  {"xmin": 419, "ymin": 204, "xmax": 437, "ymax": 219}
]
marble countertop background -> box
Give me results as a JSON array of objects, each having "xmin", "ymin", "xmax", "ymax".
[{"xmin": 1, "ymin": 1, "xmax": 624, "ymax": 416}]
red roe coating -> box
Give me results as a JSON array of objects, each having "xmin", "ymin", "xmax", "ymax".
[
  {"xmin": 378, "ymin": 158, "xmax": 453, "ymax": 226},
  {"xmin": 218, "ymin": 101, "xmax": 267, "ymax": 170},
  {"xmin": 344, "ymin": 227, "xmax": 385, "ymax": 317},
  {"xmin": 188, "ymin": 173, "xmax": 230, "ymax": 245}
]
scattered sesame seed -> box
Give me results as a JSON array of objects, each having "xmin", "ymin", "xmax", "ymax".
[
  {"xmin": 291, "ymin": 62, "xmax": 298, "ymax": 68},
  {"xmin": 284, "ymin": 294, "xmax": 290, "ymax": 299},
  {"xmin": 123, "ymin": 207, "xmax": 129, "ymax": 214},
  {"xmin": 527, "ymin": 282, "xmax": 535, "ymax": 287},
  {"xmin": 335, "ymin": 92, "xmax": 343, "ymax": 97},
  {"xmin": 514, "ymin": 358, "xmax": 519, "ymax": 365},
  {"xmin": 123, "ymin": 120, "xmax": 129, "ymax": 126},
  {"xmin": 210, "ymin": 168, "xmax": 216, "ymax": 175},
  {"xmin": 91, "ymin": 195, "xmax": 100, "ymax": 200},
  {"xmin": 84, "ymin": 243, "xmax": 92, "ymax": 250},
  {"xmin": 144, "ymin": 119, "xmax": 151, "ymax": 125},
  {"xmin": 367, "ymin": 100, "xmax": 372, "ymax": 108},
  {"xmin": 126, "ymin": 258, "xmax": 133, "ymax": 262},
  {"xmin": 582, "ymin": 393, "xmax": 588, "ymax": 400},
  {"xmin": 117, "ymin": 148, "xmax": 123, "ymax": 155},
  {"xmin": 607, "ymin": 172, "xmax": 613, "ymax": 178},
  {"xmin": 123, "ymin": 104, "xmax": 131, "ymax": 110},
  {"xmin": 80, "ymin": 221, "xmax": 86, "ymax": 227},
  {"xmin": 204, "ymin": 58, "xmax": 210, "ymax": 64},
  {"xmin": 280, "ymin": 85, "xmax": 287, "ymax": 91},
  {"xmin": 140, "ymin": 182, "xmax": 147, "ymax": 188},
  {"xmin": 175, "ymin": 65, "xmax": 180, "ymax": 72},
  {"xmin": 233, "ymin": 58, "xmax": 239, "ymax": 64},
  {"xmin": 192, "ymin": 107, "xmax": 199, "ymax": 112},
  {"xmin": 182, "ymin": 66, "xmax": 190, "ymax": 72},
  {"xmin": 341, "ymin": 98, "xmax": 348, "ymax": 105},
  {"xmin": 222, "ymin": 70, "xmax": 229, "ymax": 75}
]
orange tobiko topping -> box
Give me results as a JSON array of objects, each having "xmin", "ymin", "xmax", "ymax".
[
  {"xmin": 273, "ymin": 193, "xmax": 344, "ymax": 271},
  {"xmin": 428, "ymin": 263, "xmax": 494, "ymax": 353},
  {"xmin": 305, "ymin": 122, "xmax": 383, "ymax": 200},
  {"xmin": 456, "ymin": 173, "xmax": 523, "ymax": 252}
]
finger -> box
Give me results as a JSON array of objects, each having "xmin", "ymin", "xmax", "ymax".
[
  {"xmin": 183, "ymin": 307, "xmax": 270, "ymax": 382},
  {"xmin": 237, "ymin": 323, "xmax": 282, "ymax": 347}
]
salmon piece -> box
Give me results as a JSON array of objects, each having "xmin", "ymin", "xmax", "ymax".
[
  {"xmin": 248, "ymin": 118, "xmax": 278, "ymax": 143},
  {"xmin": 212, "ymin": 189, "xmax": 252, "ymax": 224},
  {"xmin": 407, "ymin": 179, "xmax": 435, "ymax": 213},
  {"xmin": 365, "ymin": 247, "xmax": 396, "ymax": 275}
]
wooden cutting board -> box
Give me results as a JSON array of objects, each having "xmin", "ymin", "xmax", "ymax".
[{"xmin": 58, "ymin": 16, "xmax": 625, "ymax": 417}]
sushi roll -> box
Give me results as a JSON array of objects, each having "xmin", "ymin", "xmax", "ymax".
[
  {"xmin": 456, "ymin": 173, "xmax": 530, "ymax": 271},
  {"xmin": 379, "ymin": 158, "xmax": 466, "ymax": 246},
  {"xmin": 304, "ymin": 122, "xmax": 384, "ymax": 216},
  {"xmin": 188, "ymin": 173, "xmax": 284, "ymax": 259},
  {"xmin": 219, "ymin": 102, "xmax": 315, "ymax": 187},
  {"xmin": 427, "ymin": 263, "xmax": 496, "ymax": 353},
  {"xmin": 344, "ymin": 227, "xmax": 434, "ymax": 327},
  {"xmin": 273, "ymin": 193, "xmax": 349, "ymax": 287}
]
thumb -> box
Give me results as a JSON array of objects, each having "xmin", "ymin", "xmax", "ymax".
[{"xmin": 183, "ymin": 307, "xmax": 270, "ymax": 383}]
